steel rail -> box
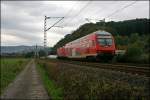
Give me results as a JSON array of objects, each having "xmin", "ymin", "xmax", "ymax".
[{"xmin": 41, "ymin": 59, "xmax": 150, "ymax": 77}]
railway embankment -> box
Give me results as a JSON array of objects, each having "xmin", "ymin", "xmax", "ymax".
[{"xmin": 37, "ymin": 59, "xmax": 150, "ymax": 100}]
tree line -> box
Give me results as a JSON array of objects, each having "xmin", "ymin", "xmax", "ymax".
[{"xmin": 53, "ymin": 18, "xmax": 149, "ymax": 51}]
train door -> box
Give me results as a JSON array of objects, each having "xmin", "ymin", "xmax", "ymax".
[{"xmin": 72, "ymin": 48, "xmax": 76, "ymax": 57}]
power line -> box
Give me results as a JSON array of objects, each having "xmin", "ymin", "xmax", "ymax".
[
  {"xmin": 105, "ymin": 0, "xmax": 137, "ymax": 19},
  {"xmin": 67, "ymin": 1, "xmax": 117, "ymax": 31},
  {"xmin": 63, "ymin": 0, "xmax": 92, "ymax": 27},
  {"xmin": 88, "ymin": 1, "xmax": 120, "ymax": 19},
  {"xmin": 65, "ymin": 1, "xmax": 120, "ymax": 27},
  {"xmin": 84, "ymin": 1, "xmax": 123, "ymax": 23},
  {"xmin": 93, "ymin": 1, "xmax": 117, "ymax": 15},
  {"xmin": 54, "ymin": 1, "xmax": 138, "ymax": 37},
  {"xmin": 51, "ymin": 1, "xmax": 79, "ymax": 34},
  {"xmin": 46, "ymin": 17, "xmax": 64, "ymax": 31},
  {"xmin": 74, "ymin": 1, "xmax": 118, "ymax": 28},
  {"xmin": 85, "ymin": 1, "xmax": 137, "ymax": 24},
  {"xmin": 73, "ymin": 0, "xmax": 92, "ymax": 18},
  {"xmin": 64, "ymin": 1, "xmax": 120, "ymax": 31},
  {"xmin": 59, "ymin": 1, "xmax": 79, "ymax": 26},
  {"xmin": 63, "ymin": 1, "xmax": 119, "ymax": 31}
]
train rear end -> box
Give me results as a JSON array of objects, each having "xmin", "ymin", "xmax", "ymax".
[{"xmin": 57, "ymin": 47, "xmax": 66, "ymax": 59}]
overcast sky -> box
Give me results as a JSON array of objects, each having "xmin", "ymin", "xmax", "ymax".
[{"xmin": 1, "ymin": 1, "xmax": 149, "ymax": 47}]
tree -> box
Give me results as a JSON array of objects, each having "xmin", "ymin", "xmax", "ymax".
[
  {"xmin": 24, "ymin": 51, "xmax": 34, "ymax": 58},
  {"xmin": 115, "ymin": 35, "xmax": 129, "ymax": 50},
  {"xmin": 38, "ymin": 50, "xmax": 46, "ymax": 57},
  {"xmin": 129, "ymin": 33, "xmax": 140, "ymax": 44},
  {"xmin": 125, "ymin": 40, "xmax": 143, "ymax": 62}
]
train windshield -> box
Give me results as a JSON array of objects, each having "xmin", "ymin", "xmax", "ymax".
[{"xmin": 98, "ymin": 38, "xmax": 112, "ymax": 46}]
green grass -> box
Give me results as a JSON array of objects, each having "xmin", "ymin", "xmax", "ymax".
[
  {"xmin": 37, "ymin": 63, "xmax": 63, "ymax": 100},
  {"xmin": 0, "ymin": 58, "xmax": 29, "ymax": 95}
]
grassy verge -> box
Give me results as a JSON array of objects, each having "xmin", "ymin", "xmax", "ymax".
[
  {"xmin": 0, "ymin": 58, "xmax": 29, "ymax": 95},
  {"xmin": 37, "ymin": 62, "xmax": 63, "ymax": 100},
  {"xmin": 38, "ymin": 59, "xmax": 150, "ymax": 100}
]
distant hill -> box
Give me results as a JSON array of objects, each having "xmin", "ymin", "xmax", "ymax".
[
  {"xmin": 53, "ymin": 18, "xmax": 149, "ymax": 51},
  {"xmin": 0, "ymin": 45, "xmax": 50, "ymax": 54}
]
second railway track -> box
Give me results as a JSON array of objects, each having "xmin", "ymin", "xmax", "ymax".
[{"xmin": 44, "ymin": 58, "xmax": 150, "ymax": 77}]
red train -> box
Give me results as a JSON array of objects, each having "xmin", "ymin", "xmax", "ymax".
[{"xmin": 57, "ymin": 30, "xmax": 116, "ymax": 61}]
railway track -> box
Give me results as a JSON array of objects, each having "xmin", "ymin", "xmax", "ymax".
[{"xmin": 44, "ymin": 58, "xmax": 150, "ymax": 77}]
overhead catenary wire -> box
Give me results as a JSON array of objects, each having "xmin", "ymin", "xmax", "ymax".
[
  {"xmin": 85, "ymin": 1, "xmax": 137, "ymax": 24},
  {"xmin": 85, "ymin": 1, "xmax": 121, "ymax": 22},
  {"xmin": 105, "ymin": 0, "xmax": 138, "ymax": 19},
  {"xmin": 92, "ymin": 1, "xmax": 118, "ymax": 17},
  {"xmin": 63, "ymin": 1, "xmax": 120, "ymax": 31},
  {"xmin": 62, "ymin": 0, "xmax": 92, "ymax": 27},
  {"xmin": 75, "ymin": 1, "xmax": 119, "ymax": 26},
  {"xmin": 54, "ymin": 1, "xmax": 138, "ymax": 35},
  {"xmin": 51, "ymin": 1, "xmax": 79, "ymax": 33},
  {"xmin": 65, "ymin": 1, "xmax": 119, "ymax": 30},
  {"xmin": 46, "ymin": 17, "xmax": 64, "ymax": 31},
  {"xmin": 52, "ymin": 0, "xmax": 92, "ymax": 35},
  {"xmin": 58, "ymin": 1, "xmax": 79, "ymax": 26}
]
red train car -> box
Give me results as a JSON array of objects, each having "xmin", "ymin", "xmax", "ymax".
[
  {"xmin": 57, "ymin": 30, "xmax": 116, "ymax": 60},
  {"xmin": 57, "ymin": 46, "xmax": 66, "ymax": 58}
]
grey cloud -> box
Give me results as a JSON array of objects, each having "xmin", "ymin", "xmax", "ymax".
[
  {"xmin": 2, "ymin": 28, "xmax": 42, "ymax": 41},
  {"xmin": 1, "ymin": 1, "xmax": 149, "ymax": 46}
]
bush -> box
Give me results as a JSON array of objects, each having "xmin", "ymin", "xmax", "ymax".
[
  {"xmin": 115, "ymin": 54, "xmax": 127, "ymax": 62},
  {"xmin": 139, "ymin": 53, "xmax": 150, "ymax": 63},
  {"xmin": 129, "ymin": 33, "xmax": 140, "ymax": 44},
  {"xmin": 125, "ymin": 41, "xmax": 143, "ymax": 62},
  {"xmin": 24, "ymin": 51, "xmax": 34, "ymax": 58},
  {"xmin": 114, "ymin": 33, "xmax": 149, "ymax": 63},
  {"xmin": 39, "ymin": 50, "xmax": 46, "ymax": 57}
]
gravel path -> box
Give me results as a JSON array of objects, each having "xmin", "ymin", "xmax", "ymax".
[{"xmin": 1, "ymin": 59, "xmax": 50, "ymax": 99}]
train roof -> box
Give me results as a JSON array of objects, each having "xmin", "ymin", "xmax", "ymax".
[
  {"xmin": 95, "ymin": 30, "xmax": 111, "ymax": 35},
  {"xmin": 65, "ymin": 30, "xmax": 112, "ymax": 46}
]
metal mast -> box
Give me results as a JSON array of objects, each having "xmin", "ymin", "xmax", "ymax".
[
  {"xmin": 44, "ymin": 16, "xmax": 47, "ymax": 48},
  {"xmin": 43, "ymin": 16, "xmax": 64, "ymax": 57}
]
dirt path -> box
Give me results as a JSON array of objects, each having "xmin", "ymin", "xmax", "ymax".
[{"xmin": 1, "ymin": 59, "xmax": 49, "ymax": 99}]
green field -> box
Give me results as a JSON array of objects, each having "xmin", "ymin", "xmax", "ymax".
[{"xmin": 0, "ymin": 58, "xmax": 29, "ymax": 94}]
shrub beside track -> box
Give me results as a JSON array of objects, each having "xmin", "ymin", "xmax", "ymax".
[
  {"xmin": 46, "ymin": 58, "xmax": 150, "ymax": 77},
  {"xmin": 37, "ymin": 59, "xmax": 150, "ymax": 99}
]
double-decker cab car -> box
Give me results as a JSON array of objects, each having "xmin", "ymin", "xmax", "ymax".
[{"xmin": 57, "ymin": 30, "xmax": 116, "ymax": 60}]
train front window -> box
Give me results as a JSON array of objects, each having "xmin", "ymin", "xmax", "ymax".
[
  {"xmin": 106, "ymin": 38, "xmax": 113, "ymax": 45},
  {"xmin": 98, "ymin": 38, "xmax": 112, "ymax": 46}
]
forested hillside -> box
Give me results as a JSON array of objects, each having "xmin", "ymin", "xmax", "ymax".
[
  {"xmin": 52, "ymin": 18, "xmax": 149, "ymax": 63},
  {"xmin": 53, "ymin": 18, "xmax": 149, "ymax": 51}
]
